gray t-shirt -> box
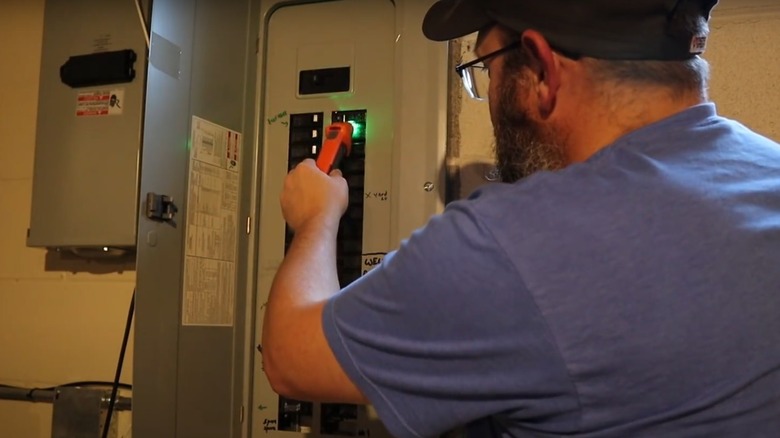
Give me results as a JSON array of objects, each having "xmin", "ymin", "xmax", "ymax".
[{"xmin": 323, "ymin": 104, "xmax": 780, "ymax": 437}]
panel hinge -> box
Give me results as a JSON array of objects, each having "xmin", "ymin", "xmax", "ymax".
[{"xmin": 246, "ymin": 216, "xmax": 252, "ymax": 235}]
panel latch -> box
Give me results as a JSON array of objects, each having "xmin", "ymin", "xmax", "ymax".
[{"xmin": 146, "ymin": 192, "xmax": 178, "ymax": 222}]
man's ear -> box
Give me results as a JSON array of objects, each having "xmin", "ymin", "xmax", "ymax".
[{"xmin": 520, "ymin": 30, "xmax": 561, "ymax": 118}]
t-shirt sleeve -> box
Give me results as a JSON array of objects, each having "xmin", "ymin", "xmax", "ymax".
[{"xmin": 322, "ymin": 200, "xmax": 575, "ymax": 438}]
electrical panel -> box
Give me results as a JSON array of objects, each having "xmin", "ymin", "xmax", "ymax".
[
  {"xmin": 27, "ymin": 0, "xmax": 148, "ymax": 256},
  {"xmin": 254, "ymin": 0, "xmax": 395, "ymax": 436},
  {"xmin": 252, "ymin": 0, "xmax": 447, "ymax": 436},
  {"xmin": 131, "ymin": 1, "xmax": 260, "ymax": 437}
]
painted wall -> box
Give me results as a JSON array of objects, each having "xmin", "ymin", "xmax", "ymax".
[
  {"xmin": 707, "ymin": 2, "xmax": 780, "ymax": 139},
  {"xmin": 450, "ymin": 0, "xmax": 780, "ymax": 198},
  {"xmin": 0, "ymin": 1, "xmax": 135, "ymax": 437}
]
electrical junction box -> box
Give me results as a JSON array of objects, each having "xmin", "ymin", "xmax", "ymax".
[
  {"xmin": 251, "ymin": 0, "xmax": 449, "ymax": 436},
  {"xmin": 51, "ymin": 387, "xmax": 118, "ymax": 438},
  {"xmin": 27, "ymin": 0, "xmax": 148, "ymax": 257}
]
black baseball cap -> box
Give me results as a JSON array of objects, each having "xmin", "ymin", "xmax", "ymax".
[{"xmin": 422, "ymin": 0, "xmax": 719, "ymax": 60}]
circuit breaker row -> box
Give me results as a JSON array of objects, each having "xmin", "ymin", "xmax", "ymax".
[
  {"xmin": 281, "ymin": 110, "xmax": 368, "ymax": 436},
  {"xmin": 285, "ymin": 110, "xmax": 367, "ymax": 287}
]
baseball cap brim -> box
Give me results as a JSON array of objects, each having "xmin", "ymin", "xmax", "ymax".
[{"xmin": 422, "ymin": 0, "xmax": 493, "ymax": 41}]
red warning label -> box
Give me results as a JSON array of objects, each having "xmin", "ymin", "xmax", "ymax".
[{"xmin": 75, "ymin": 89, "xmax": 124, "ymax": 117}]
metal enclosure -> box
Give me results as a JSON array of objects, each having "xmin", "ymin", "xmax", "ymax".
[
  {"xmin": 249, "ymin": 0, "xmax": 449, "ymax": 436},
  {"xmin": 133, "ymin": 0, "xmax": 261, "ymax": 437},
  {"xmin": 28, "ymin": 0, "xmax": 148, "ymax": 254}
]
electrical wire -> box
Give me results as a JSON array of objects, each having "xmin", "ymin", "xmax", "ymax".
[
  {"xmin": 101, "ymin": 290, "xmax": 135, "ymax": 438},
  {"xmin": 0, "ymin": 381, "xmax": 132, "ymax": 392},
  {"xmin": 58, "ymin": 381, "xmax": 132, "ymax": 390},
  {"xmin": 134, "ymin": 0, "xmax": 150, "ymax": 49}
]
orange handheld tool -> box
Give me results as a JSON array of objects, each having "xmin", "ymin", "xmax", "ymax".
[{"xmin": 316, "ymin": 122, "xmax": 353, "ymax": 173}]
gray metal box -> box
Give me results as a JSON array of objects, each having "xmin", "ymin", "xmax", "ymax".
[
  {"xmin": 28, "ymin": 0, "xmax": 148, "ymax": 253},
  {"xmin": 51, "ymin": 387, "xmax": 117, "ymax": 438}
]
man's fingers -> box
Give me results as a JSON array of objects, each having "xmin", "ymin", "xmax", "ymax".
[{"xmin": 295, "ymin": 158, "xmax": 316, "ymax": 169}]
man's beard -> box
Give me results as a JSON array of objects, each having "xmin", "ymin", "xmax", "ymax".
[{"xmin": 493, "ymin": 77, "xmax": 566, "ymax": 183}]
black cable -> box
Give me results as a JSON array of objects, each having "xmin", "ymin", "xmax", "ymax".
[
  {"xmin": 102, "ymin": 289, "xmax": 135, "ymax": 438},
  {"xmin": 58, "ymin": 381, "xmax": 133, "ymax": 390},
  {"xmin": 1, "ymin": 382, "xmax": 132, "ymax": 392}
]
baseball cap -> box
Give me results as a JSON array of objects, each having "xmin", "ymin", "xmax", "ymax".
[{"xmin": 422, "ymin": 0, "xmax": 719, "ymax": 60}]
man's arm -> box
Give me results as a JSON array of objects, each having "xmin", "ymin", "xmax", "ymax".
[{"xmin": 261, "ymin": 159, "xmax": 368, "ymax": 404}]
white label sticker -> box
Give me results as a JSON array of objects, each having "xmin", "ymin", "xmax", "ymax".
[
  {"xmin": 75, "ymin": 89, "xmax": 124, "ymax": 117},
  {"xmin": 361, "ymin": 252, "xmax": 387, "ymax": 276},
  {"xmin": 690, "ymin": 35, "xmax": 708, "ymax": 54},
  {"xmin": 182, "ymin": 116, "xmax": 242, "ymax": 327}
]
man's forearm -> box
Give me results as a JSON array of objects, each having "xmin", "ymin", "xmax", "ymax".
[
  {"xmin": 261, "ymin": 161, "xmax": 364, "ymax": 402},
  {"xmin": 269, "ymin": 221, "xmax": 341, "ymax": 308},
  {"xmin": 261, "ymin": 220, "xmax": 343, "ymax": 396}
]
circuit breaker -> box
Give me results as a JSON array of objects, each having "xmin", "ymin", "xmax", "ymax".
[{"xmin": 252, "ymin": 0, "xmax": 448, "ymax": 436}]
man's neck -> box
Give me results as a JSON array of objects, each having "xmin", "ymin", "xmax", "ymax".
[{"xmin": 565, "ymin": 90, "xmax": 707, "ymax": 163}]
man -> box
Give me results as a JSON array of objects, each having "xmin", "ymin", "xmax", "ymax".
[{"xmin": 262, "ymin": 0, "xmax": 780, "ymax": 436}]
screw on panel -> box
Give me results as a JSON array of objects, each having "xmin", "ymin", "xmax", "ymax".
[
  {"xmin": 423, "ymin": 182, "xmax": 435, "ymax": 192},
  {"xmin": 484, "ymin": 167, "xmax": 501, "ymax": 182}
]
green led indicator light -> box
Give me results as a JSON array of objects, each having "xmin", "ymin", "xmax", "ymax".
[{"xmin": 348, "ymin": 120, "xmax": 365, "ymax": 140}]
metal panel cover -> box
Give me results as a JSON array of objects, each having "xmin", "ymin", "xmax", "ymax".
[{"xmin": 28, "ymin": 0, "xmax": 147, "ymax": 250}]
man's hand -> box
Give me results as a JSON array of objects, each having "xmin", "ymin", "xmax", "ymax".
[{"xmin": 281, "ymin": 159, "xmax": 348, "ymax": 233}]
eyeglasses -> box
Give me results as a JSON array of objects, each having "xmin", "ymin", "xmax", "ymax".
[
  {"xmin": 455, "ymin": 41, "xmax": 580, "ymax": 101},
  {"xmin": 455, "ymin": 41, "xmax": 521, "ymax": 101}
]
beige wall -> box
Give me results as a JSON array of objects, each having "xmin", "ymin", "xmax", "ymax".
[
  {"xmin": 451, "ymin": 0, "xmax": 780, "ymax": 197},
  {"xmin": 707, "ymin": 4, "xmax": 780, "ymax": 138},
  {"xmin": 0, "ymin": 1, "xmax": 135, "ymax": 437}
]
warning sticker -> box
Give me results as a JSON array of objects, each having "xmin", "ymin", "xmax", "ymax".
[{"xmin": 75, "ymin": 89, "xmax": 124, "ymax": 117}]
